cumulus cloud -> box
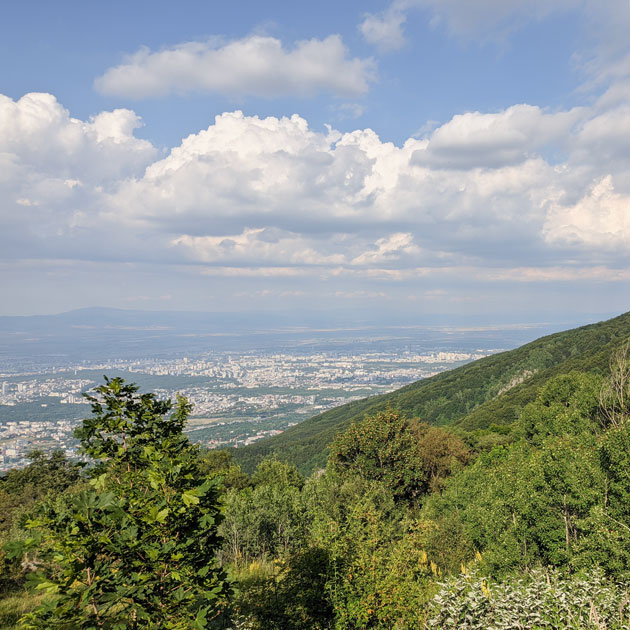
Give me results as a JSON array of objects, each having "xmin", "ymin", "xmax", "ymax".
[
  {"xmin": 352, "ymin": 233, "xmax": 420, "ymax": 265},
  {"xmin": 544, "ymin": 176, "xmax": 630, "ymax": 250},
  {"xmin": 0, "ymin": 93, "xmax": 156, "ymax": 182},
  {"xmin": 572, "ymin": 104, "xmax": 630, "ymax": 170},
  {"xmin": 412, "ymin": 104, "xmax": 582, "ymax": 169},
  {"xmin": 0, "ymin": 92, "xmax": 157, "ymax": 261},
  {"xmin": 95, "ymin": 35, "xmax": 376, "ymax": 99},
  {"xmin": 2, "ymin": 90, "xmax": 630, "ymax": 283}
]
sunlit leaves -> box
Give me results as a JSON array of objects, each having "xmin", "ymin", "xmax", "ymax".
[{"xmin": 19, "ymin": 377, "xmax": 230, "ymax": 629}]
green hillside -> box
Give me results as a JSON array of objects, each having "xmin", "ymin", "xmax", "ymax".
[{"xmin": 233, "ymin": 311, "xmax": 630, "ymax": 474}]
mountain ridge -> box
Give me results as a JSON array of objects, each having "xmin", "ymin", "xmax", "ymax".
[{"xmin": 233, "ymin": 311, "xmax": 630, "ymax": 474}]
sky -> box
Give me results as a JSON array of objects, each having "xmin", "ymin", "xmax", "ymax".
[{"xmin": 1, "ymin": 0, "xmax": 629, "ymax": 322}]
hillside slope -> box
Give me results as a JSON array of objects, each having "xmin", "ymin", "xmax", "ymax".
[{"xmin": 233, "ymin": 312, "xmax": 630, "ymax": 474}]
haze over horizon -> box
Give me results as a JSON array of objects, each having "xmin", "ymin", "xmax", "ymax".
[{"xmin": 2, "ymin": 1, "xmax": 629, "ymax": 319}]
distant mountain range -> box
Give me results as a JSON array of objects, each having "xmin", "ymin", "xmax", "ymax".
[{"xmin": 233, "ymin": 311, "xmax": 630, "ymax": 474}]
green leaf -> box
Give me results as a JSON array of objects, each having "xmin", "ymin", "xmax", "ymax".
[{"xmin": 182, "ymin": 490, "xmax": 200, "ymax": 506}]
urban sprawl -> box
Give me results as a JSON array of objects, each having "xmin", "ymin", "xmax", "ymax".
[{"xmin": 0, "ymin": 349, "xmax": 493, "ymax": 470}]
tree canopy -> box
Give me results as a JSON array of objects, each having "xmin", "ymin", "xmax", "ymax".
[{"xmin": 12, "ymin": 377, "xmax": 231, "ymax": 629}]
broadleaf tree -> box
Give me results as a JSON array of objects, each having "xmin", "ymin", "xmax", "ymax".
[{"xmin": 14, "ymin": 377, "xmax": 231, "ymax": 629}]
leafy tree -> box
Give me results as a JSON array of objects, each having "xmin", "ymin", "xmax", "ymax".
[
  {"xmin": 329, "ymin": 409, "xmax": 427, "ymax": 504},
  {"xmin": 197, "ymin": 450, "xmax": 249, "ymax": 491},
  {"xmin": 599, "ymin": 341, "xmax": 630, "ymax": 428},
  {"xmin": 0, "ymin": 451, "xmax": 83, "ymax": 534},
  {"xmin": 0, "ymin": 451, "xmax": 84, "ymax": 596},
  {"xmin": 517, "ymin": 371, "xmax": 602, "ymax": 444},
  {"xmin": 220, "ymin": 458, "xmax": 307, "ymax": 565},
  {"xmin": 250, "ymin": 457, "xmax": 303, "ymax": 490},
  {"xmin": 410, "ymin": 421, "xmax": 469, "ymax": 493},
  {"xmin": 232, "ymin": 547, "xmax": 333, "ymax": 630},
  {"xmin": 12, "ymin": 377, "xmax": 231, "ymax": 629},
  {"xmin": 304, "ymin": 470, "xmax": 433, "ymax": 628}
]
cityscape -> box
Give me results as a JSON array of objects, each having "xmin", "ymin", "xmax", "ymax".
[{"xmin": 0, "ymin": 347, "xmax": 494, "ymax": 470}]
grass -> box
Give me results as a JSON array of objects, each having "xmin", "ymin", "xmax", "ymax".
[{"xmin": 0, "ymin": 590, "xmax": 48, "ymax": 629}]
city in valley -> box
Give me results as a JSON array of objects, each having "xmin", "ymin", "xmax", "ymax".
[{"xmin": 0, "ymin": 347, "xmax": 492, "ymax": 470}]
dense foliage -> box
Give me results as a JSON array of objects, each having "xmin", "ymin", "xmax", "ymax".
[
  {"xmin": 427, "ymin": 568, "xmax": 630, "ymax": 629},
  {"xmin": 7, "ymin": 377, "xmax": 230, "ymax": 629},
  {"xmin": 235, "ymin": 312, "xmax": 630, "ymax": 474},
  {"xmin": 1, "ymin": 314, "xmax": 630, "ymax": 628}
]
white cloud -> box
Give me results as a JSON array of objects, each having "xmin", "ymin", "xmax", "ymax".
[
  {"xmin": 0, "ymin": 93, "xmax": 156, "ymax": 183},
  {"xmin": 0, "ymin": 93, "xmax": 158, "ymax": 262},
  {"xmin": 171, "ymin": 228, "xmax": 346, "ymax": 266},
  {"xmin": 95, "ymin": 35, "xmax": 376, "ymax": 100},
  {"xmin": 352, "ymin": 233, "xmax": 419, "ymax": 265},
  {"xmin": 359, "ymin": 8, "xmax": 407, "ymax": 51},
  {"xmin": 413, "ymin": 104, "xmax": 582, "ymax": 169},
  {"xmin": 543, "ymin": 176, "xmax": 630, "ymax": 250},
  {"xmin": 360, "ymin": 0, "xmax": 582, "ymax": 49},
  {"xmin": 572, "ymin": 105, "xmax": 630, "ymax": 170},
  {"xmin": 2, "ymin": 91, "xmax": 630, "ymax": 285}
]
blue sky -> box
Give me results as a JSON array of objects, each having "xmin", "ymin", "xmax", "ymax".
[{"xmin": 1, "ymin": 0, "xmax": 629, "ymax": 322}]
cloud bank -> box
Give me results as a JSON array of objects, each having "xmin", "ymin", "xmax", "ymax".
[{"xmin": 2, "ymin": 91, "xmax": 630, "ymax": 291}]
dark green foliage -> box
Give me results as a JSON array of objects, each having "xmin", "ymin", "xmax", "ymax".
[
  {"xmin": 424, "ymin": 372, "xmax": 608, "ymax": 574},
  {"xmin": 327, "ymin": 411, "xmax": 469, "ymax": 505},
  {"xmin": 574, "ymin": 420, "xmax": 630, "ymax": 575},
  {"xmin": 11, "ymin": 377, "xmax": 231, "ymax": 629},
  {"xmin": 250, "ymin": 457, "xmax": 304, "ymax": 490},
  {"xmin": 0, "ymin": 451, "xmax": 83, "ymax": 596},
  {"xmin": 197, "ymin": 449, "xmax": 249, "ymax": 491},
  {"xmin": 232, "ymin": 548, "xmax": 333, "ymax": 629},
  {"xmin": 0, "ymin": 451, "xmax": 83, "ymax": 534},
  {"xmin": 516, "ymin": 371, "xmax": 602, "ymax": 444},
  {"xmin": 411, "ymin": 420, "xmax": 470, "ymax": 493},
  {"xmin": 304, "ymin": 470, "xmax": 434, "ymax": 628},
  {"xmin": 235, "ymin": 312, "xmax": 630, "ymax": 474},
  {"xmin": 220, "ymin": 458, "xmax": 307, "ymax": 565},
  {"xmin": 329, "ymin": 409, "xmax": 428, "ymax": 504}
]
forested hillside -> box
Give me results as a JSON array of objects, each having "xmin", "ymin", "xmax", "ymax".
[
  {"xmin": 2, "ymin": 313, "xmax": 630, "ymax": 628},
  {"xmin": 234, "ymin": 311, "xmax": 630, "ymax": 474}
]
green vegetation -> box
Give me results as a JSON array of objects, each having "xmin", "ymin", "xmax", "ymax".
[
  {"xmin": 1, "ymin": 313, "xmax": 630, "ymax": 628},
  {"xmin": 234, "ymin": 311, "xmax": 630, "ymax": 474},
  {"xmin": 427, "ymin": 568, "xmax": 630, "ymax": 629},
  {"xmin": 4, "ymin": 377, "xmax": 230, "ymax": 629}
]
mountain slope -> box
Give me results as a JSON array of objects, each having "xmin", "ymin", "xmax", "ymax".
[{"xmin": 233, "ymin": 312, "xmax": 630, "ymax": 474}]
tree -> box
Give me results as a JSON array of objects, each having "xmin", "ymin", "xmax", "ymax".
[
  {"xmin": 14, "ymin": 377, "xmax": 231, "ymax": 629},
  {"xmin": 410, "ymin": 421, "xmax": 469, "ymax": 493},
  {"xmin": 600, "ymin": 341, "xmax": 630, "ymax": 428},
  {"xmin": 0, "ymin": 450, "xmax": 82, "ymax": 534},
  {"xmin": 197, "ymin": 449, "xmax": 249, "ymax": 491},
  {"xmin": 220, "ymin": 458, "xmax": 307, "ymax": 565},
  {"xmin": 329, "ymin": 409, "xmax": 427, "ymax": 504}
]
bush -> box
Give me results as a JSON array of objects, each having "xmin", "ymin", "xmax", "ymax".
[{"xmin": 426, "ymin": 568, "xmax": 630, "ymax": 629}]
